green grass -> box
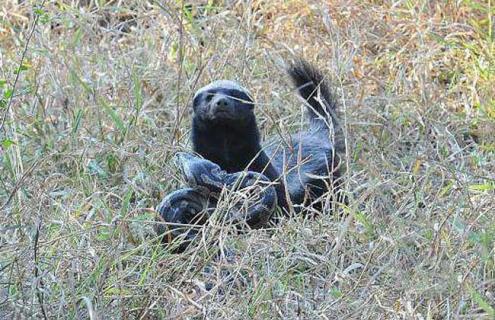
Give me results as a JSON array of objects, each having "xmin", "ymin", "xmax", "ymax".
[{"xmin": 0, "ymin": 0, "xmax": 494, "ymax": 318}]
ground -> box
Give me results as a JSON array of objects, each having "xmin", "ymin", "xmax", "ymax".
[{"xmin": 0, "ymin": 0, "xmax": 494, "ymax": 319}]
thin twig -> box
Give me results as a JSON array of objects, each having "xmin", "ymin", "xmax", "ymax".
[
  {"xmin": 0, "ymin": 157, "xmax": 43, "ymax": 211},
  {"xmin": 34, "ymin": 215, "xmax": 48, "ymax": 320},
  {"xmin": 0, "ymin": 1, "xmax": 47, "ymax": 133}
]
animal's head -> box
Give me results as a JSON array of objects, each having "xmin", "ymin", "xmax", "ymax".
[{"xmin": 192, "ymin": 80, "xmax": 255, "ymax": 126}]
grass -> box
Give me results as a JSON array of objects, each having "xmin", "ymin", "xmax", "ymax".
[{"xmin": 0, "ymin": 0, "xmax": 494, "ymax": 318}]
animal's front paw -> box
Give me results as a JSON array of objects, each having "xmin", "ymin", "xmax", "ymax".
[
  {"xmin": 223, "ymin": 171, "xmax": 278, "ymax": 228},
  {"xmin": 155, "ymin": 187, "xmax": 212, "ymax": 253}
]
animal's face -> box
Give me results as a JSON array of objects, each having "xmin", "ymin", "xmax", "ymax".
[{"xmin": 192, "ymin": 80, "xmax": 255, "ymax": 125}]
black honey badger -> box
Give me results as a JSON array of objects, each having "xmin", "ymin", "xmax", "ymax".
[{"xmin": 190, "ymin": 60, "xmax": 344, "ymax": 213}]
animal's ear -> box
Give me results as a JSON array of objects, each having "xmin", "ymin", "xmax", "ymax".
[
  {"xmin": 247, "ymin": 96, "xmax": 255, "ymax": 110},
  {"xmin": 247, "ymin": 93, "xmax": 255, "ymax": 110},
  {"xmin": 191, "ymin": 93, "xmax": 201, "ymax": 113}
]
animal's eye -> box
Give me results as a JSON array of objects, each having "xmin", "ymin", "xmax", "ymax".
[
  {"xmin": 229, "ymin": 90, "xmax": 253, "ymax": 105},
  {"xmin": 205, "ymin": 93, "xmax": 213, "ymax": 102}
]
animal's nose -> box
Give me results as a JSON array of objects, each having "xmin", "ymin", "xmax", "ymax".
[{"xmin": 211, "ymin": 95, "xmax": 231, "ymax": 112}]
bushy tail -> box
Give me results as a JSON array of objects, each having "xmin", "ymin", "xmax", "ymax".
[{"xmin": 287, "ymin": 60, "xmax": 344, "ymax": 152}]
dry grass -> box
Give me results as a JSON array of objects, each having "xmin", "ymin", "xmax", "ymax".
[{"xmin": 0, "ymin": 0, "xmax": 494, "ymax": 318}]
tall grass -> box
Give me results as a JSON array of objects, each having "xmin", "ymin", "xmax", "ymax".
[{"xmin": 0, "ymin": 0, "xmax": 493, "ymax": 318}]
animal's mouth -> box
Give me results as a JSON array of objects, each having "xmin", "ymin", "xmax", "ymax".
[
  {"xmin": 207, "ymin": 111, "xmax": 232, "ymax": 120},
  {"xmin": 214, "ymin": 111, "xmax": 231, "ymax": 117}
]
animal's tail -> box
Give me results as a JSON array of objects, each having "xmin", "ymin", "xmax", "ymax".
[{"xmin": 287, "ymin": 59, "xmax": 344, "ymax": 152}]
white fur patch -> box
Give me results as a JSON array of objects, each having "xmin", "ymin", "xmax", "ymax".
[{"xmin": 194, "ymin": 80, "xmax": 251, "ymax": 99}]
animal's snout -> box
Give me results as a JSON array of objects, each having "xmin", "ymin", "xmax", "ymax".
[{"xmin": 210, "ymin": 95, "xmax": 232, "ymax": 114}]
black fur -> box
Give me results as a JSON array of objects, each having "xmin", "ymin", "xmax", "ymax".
[
  {"xmin": 191, "ymin": 84, "xmax": 290, "ymax": 209},
  {"xmin": 191, "ymin": 86, "xmax": 271, "ymax": 172},
  {"xmin": 287, "ymin": 59, "xmax": 344, "ymax": 153},
  {"xmin": 191, "ymin": 60, "xmax": 343, "ymax": 213},
  {"xmin": 265, "ymin": 60, "xmax": 344, "ymax": 208}
]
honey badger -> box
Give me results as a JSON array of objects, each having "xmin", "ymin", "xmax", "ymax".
[{"xmin": 190, "ymin": 60, "xmax": 344, "ymax": 213}]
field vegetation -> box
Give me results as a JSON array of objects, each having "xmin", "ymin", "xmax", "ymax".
[{"xmin": 0, "ymin": 0, "xmax": 494, "ymax": 318}]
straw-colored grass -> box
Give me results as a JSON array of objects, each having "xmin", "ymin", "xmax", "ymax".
[{"xmin": 0, "ymin": 0, "xmax": 493, "ymax": 318}]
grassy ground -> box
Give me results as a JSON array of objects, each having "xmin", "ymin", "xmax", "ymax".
[{"xmin": 0, "ymin": 0, "xmax": 494, "ymax": 318}]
